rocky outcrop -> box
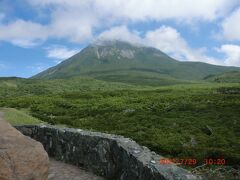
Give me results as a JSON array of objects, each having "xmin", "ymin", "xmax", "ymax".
[
  {"xmin": 0, "ymin": 118, "xmax": 49, "ymax": 180},
  {"xmin": 16, "ymin": 125, "xmax": 200, "ymax": 180}
]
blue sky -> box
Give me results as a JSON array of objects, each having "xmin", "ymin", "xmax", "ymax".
[{"xmin": 1, "ymin": 0, "xmax": 240, "ymax": 77}]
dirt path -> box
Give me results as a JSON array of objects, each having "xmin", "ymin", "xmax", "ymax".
[
  {"xmin": 48, "ymin": 158, "xmax": 104, "ymax": 180},
  {"xmin": 0, "ymin": 111, "xmax": 3, "ymax": 119}
]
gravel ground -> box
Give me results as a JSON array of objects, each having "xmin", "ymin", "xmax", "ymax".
[{"xmin": 48, "ymin": 158, "xmax": 104, "ymax": 180}]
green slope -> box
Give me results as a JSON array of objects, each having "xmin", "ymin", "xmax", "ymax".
[
  {"xmin": 204, "ymin": 71, "xmax": 240, "ymax": 83},
  {"xmin": 32, "ymin": 41, "xmax": 239, "ymax": 85},
  {"xmin": 1, "ymin": 108, "xmax": 43, "ymax": 125},
  {"xmin": 0, "ymin": 76, "xmax": 140, "ymax": 97}
]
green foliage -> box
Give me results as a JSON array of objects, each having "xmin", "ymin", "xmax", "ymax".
[
  {"xmin": 1, "ymin": 79, "xmax": 239, "ymax": 167},
  {"xmin": 204, "ymin": 71, "xmax": 240, "ymax": 83},
  {"xmin": 0, "ymin": 76, "xmax": 138, "ymax": 97}
]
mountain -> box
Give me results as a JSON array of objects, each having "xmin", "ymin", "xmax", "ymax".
[
  {"xmin": 33, "ymin": 40, "xmax": 239, "ymax": 85},
  {"xmin": 204, "ymin": 71, "xmax": 240, "ymax": 83}
]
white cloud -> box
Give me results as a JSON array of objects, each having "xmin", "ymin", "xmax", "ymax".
[
  {"xmin": 97, "ymin": 26, "xmax": 142, "ymax": 45},
  {"xmin": 221, "ymin": 8, "xmax": 240, "ymax": 41},
  {"xmin": 1, "ymin": 0, "xmax": 238, "ymax": 47},
  {"xmin": 0, "ymin": 0, "xmax": 239, "ymax": 68},
  {"xmin": 0, "ymin": 3, "xmax": 95, "ymax": 47},
  {"xmin": 30, "ymin": 0, "xmax": 238, "ymax": 21},
  {"xmin": 99, "ymin": 0, "xmax": 238, "ymax": 22},
  {"xmin": 0, "ymin": 19, "xmax": 48, "ymax": 47},
  {"xmin": 49, "ymin": 9, "xmax": 95, "ymax": 43},
  {"xmin": 144, "ymin": 26, "xmax": 191, "ymax": 60},
  {"xmin": 0, "ymin": 17, "xmax": 93, "ymax": 47},
  {"xmin": 46, "ymin": 46, "xmax": 80, "ymax": 63},
  {"xmin": 217, "ymin": 44, "xmax": 240, "ymax": 66},
  {"xmin": 144, "ymin": 26, "xmax": 221, "ymax": 65}
]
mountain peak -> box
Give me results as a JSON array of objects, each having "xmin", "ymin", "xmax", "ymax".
[
  {"xmin": 89, "ymin": 40, "xmax": 136, "ymax": 59},
  {"xmin": 32, "ymin": 41, "xmax": 239, "ymax": 81},
  {"xmin": 88, "ymin": 39, "xmax": 167, "ymax": 59}
]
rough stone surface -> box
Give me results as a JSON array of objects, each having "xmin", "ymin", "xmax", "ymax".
[
  {"xmin": 0, "ymin": 117, "xmax": 49, "ymax": 180},
  {"xmin": 16, "ymin": 125, "xmax": 201, "ymax": 180},
  {"xmin": 49, "ymin": 158, "xmax": 104, "ymax": 180}
]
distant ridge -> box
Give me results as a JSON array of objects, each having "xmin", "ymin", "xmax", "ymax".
[
  {"xmin": 32, "ymin": 40, "xmax": 239, "ymax": 85},
  {"xmin": 204, "ymin": 71, "xmax": 240, "ymax": 83}
]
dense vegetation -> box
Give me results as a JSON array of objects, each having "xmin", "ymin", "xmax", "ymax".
[
  {"xmin": 0, "ymin": 77, "xmax": 239, "ymax": 168},
  {"xmin": 204, "ymin": 71, "xmax": 240, "ymax": 83}
]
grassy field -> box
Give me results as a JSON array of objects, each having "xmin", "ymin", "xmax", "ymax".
[
  {"xmin": 0, "ymin": 79, "xmax": 239, "ymax": 168},
  {"xmin": 0, "ymin": 108, "xmax": 43, "ymax": 125}
]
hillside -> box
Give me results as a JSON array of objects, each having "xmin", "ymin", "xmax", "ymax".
[
  {"xmin": 32, "ymin": 41, "xmax": 239, "ymax": 85},
  {"xmin": 0, "ymin": 76, "xmax": 138, "ymax": 97},
  {"xmin": 204, "ymin": 71, "xmax": 240, "ymax": 83}
]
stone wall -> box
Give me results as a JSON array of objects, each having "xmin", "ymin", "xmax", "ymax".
[{"xmin": 15, "ymin": 125, "xmax": 200, "ymax": 180}]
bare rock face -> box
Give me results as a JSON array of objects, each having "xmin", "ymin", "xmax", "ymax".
[{"xmin": 0, "ymin": 116, "xmax": 49, "ymax": 180}]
